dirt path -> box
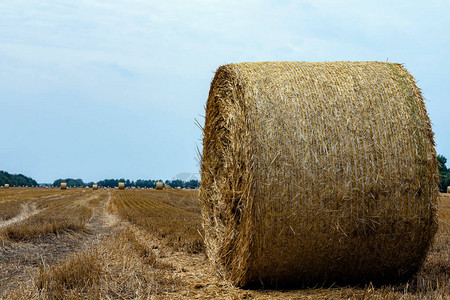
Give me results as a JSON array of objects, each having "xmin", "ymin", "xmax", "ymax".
[
  {"xmin": 0, "ymin": 203, "xmax": 44, "ymax": 230},
  {"xmin": 0, "ymin": 191, "xmax": 118, "ymax": 296},
  {"xmin": 87, "ymin": 192, "xmax": 118, "ymax": 230}
]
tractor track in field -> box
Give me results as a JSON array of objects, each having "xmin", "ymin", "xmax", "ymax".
[
  {"xmin": 0, "ymin": 190, "xmax": 120, "ymax": 296},
  {"xmin": 0, "ymin": 203, "xmax": 45, "ymax": 230},
  {"xmin": 85, "ymin": 192, "xmax": 121, "ymax": 240}
]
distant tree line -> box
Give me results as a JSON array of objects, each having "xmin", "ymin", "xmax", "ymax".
[
  {"xmin": 165, "ymin": 179, "xmax": 200, "ymax": 189},
  {"xmin": 96, "ymin": 179, "xmax": 165, "ymax": 188},
  {"xmin": 52, "ymin": 178, "xmax": 200, "ymax": 189},
  {"xmin": 6, "ymin": 153, "xmax": 449, "ymax": 192},
  {"xmin": 0, "ymin": 170, "xmax": 38, "ymax": 187},
  {"xmin": 438, "ymin": 155, "xmax": 450, "ymax": 192},
  {"xmin": 53, "ymin": 178, "xmax": 87, "ymax": 188}
]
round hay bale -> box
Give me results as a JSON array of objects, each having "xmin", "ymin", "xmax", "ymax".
[
  {"xmin": 447, "ymin": 186, "xmax": 450, "ymax": 193},
  {"xmin": 60, "ymin": 183, "xmax": 67, "ymax": 190},
  {"xmin": 155, "ymin": 182, "xmax": 164, "ymax": 190},
  {"xmin": 118, "ymin": 182, "xmax": 125, "ymax": 190},
  {"xmin": 164, "ymin": 185, "xmax": 172, "ymax": 190},
  {"xmin": 4, "ymin": 184, "xmax": 9, "ymax": 189},
  {"xmin": 93, "ymin": 184, "xmax": 98, "ymax": 190},
  {"xmin": 200, "ymin": 61, "xmax": 438, "ymax": 287}
]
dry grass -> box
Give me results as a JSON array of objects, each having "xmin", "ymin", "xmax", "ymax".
[
  {"xmin": 1, "ymin": 189, "xmax": 448, "ymax": 299},
  {"xmin": 3, "ymin": 228, "xmax": 182, "ymax": 299},
  {"xmin": 0, "ymin": 201, "xmax": 32, "ymax": 221},
  {"xmin": 0, "ymin": 188, "xmax": 68, "ymax": 221},
  {"xmin": 0, "ymin": 189, "xmax": 107, "ymax": 241},
  {"xmin": 35, "ymin": 249, "xmax": 103, "ymax": 299},
  {"xmin": 1, "ymin": 188, "xmax": 182, "ymax": 299},
  {"xmin": 110, "ymin": 189, "xmax": 449, "ymax": 298},
  {"xmin": 110, "ymin": 189, "xmax": 204, "ymax": 253}
]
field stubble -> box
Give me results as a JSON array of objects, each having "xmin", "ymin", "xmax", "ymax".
[
  {"xmin": 110, "ymin": 189, "xmax": 204, "ymax": 253},
  {"xmin": 0, "ymin": 188, "xmax": 448, "ymax": 299}
]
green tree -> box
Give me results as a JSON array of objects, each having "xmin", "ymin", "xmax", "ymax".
[
  {"xmin": 52, "ymin": 178, "xmax": 84, "ymax": 187},
  {"xmin": 0, "ymin": 170, "xmax": 38, "ymax": 187},
  {"xmin": 437, "ymin": 154, "xmax": 450, "ymax": 192}
]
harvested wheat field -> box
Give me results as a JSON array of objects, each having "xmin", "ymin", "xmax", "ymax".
[{"xmin": 0, "ymin": 187, "xmax": 448, "ymax": 299}]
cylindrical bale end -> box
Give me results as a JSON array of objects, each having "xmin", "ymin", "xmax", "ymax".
[
  {"xmin": 60, "ymin": 182, "xmax": 67, "ymax": 190},
  {"xmin": 118, "ymin": 182, "xmax": 125, "ymax": 190},
  {"xmin": 200, "ymin": 61, "xmax": 438, "ymax": 287},
  {"xmin": 93, "ymin": 184, "xmax": 98, "ymax": 190},
  {"xmin": 155, "ymin": 182, "xmax": 164, "ymax": 190}
]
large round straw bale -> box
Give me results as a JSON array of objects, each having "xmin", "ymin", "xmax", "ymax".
[
  {"xmin": 93, "ymin": 184, "xmax": 98, "ymax": 190},
  {"xmin": 155, "ymin": 182, "xmax": 164, "ymax": 190},
  {"xmin": 200, "ymin": 61, "xmax": 438, "ymax": 287},
  {"xmin": 60, "ymin": 183, "xmax": 67, "ymax": 190},
  {"xmin": 4, "ymin": 184, "xmax": 9, "ymax": 189},
  {"xmin": 118, "ymin": 182, "xmax": 125, "ymax": 190},
  {"xmin": 447, "ymin": 186, "xmax": 450, "ymax": 193}
]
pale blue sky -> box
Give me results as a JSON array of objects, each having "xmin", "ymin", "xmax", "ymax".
[{"xmin": 0, "ymin": 0, "xmax": 449, "ymax": 183}]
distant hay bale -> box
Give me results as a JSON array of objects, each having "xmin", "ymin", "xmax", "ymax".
[
  {"xmin": 176, "ymin": 186, "xmax": 181, "ymax": 190},
  {"xmin": 118, "ymin": 182, "xmax": 125, "ymax": 190},
  {"xmin": 200, "ymin": 61, "xmax": 439, "ymax": 287},
  {"xmin": 93, "ymin": 184, "xmax": 98, "ymax": 190},
  {"xmin": 60, "ymin": 183, "xmax": 67, "ymax": 190},
  {"xmin": 165, "ymin": 185, "xmax": 172, "ymax": 190},
  {"xmin": 447, "ymin": 186, "xmax": 450, "ymax": 193},
  {"xmin": 155, "ymin": 182, "xmax": 164, "ymax": 190},
  {"xmin": 4, "ymin": 184, "xmax": 9, "ymax": 189}
]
